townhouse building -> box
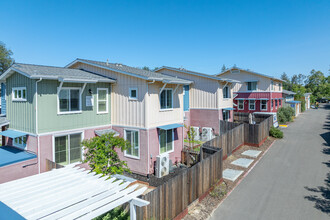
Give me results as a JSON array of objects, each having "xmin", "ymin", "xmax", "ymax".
[
  {"xmin": 155, "ymin": 66, "xmax": 237, "ymax": 135},
  {"xmin": 216, "ymin": 67, "xmax": 284, "ymax": 114}
]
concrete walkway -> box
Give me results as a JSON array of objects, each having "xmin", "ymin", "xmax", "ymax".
[{"xmin": 210, "ymin": 104, "xmax": 330, "ymax": 220}]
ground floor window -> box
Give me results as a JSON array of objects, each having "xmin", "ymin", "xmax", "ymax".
[
  {"xmin": 223, "ymin": 110, "xmax": 230, "ymax": 121},
  {"xmin": 275, "ymin": 99, "xmax": 278, "ymax": 108},
  {"xmin": 279, "ymin": 99, "xmax": 282, "ymax": 106},
  {"xmin": 13, "ymin": 136, "xmax": 27, "ymax": 148},
  {"xmin": 55, "ymin": 133, "xmax": 82, "ymax": 165},
  {"xmin": 261, "ymin": 100, "xmax": 267, "ymax": 110},
  {"xmin": 271, "ymin": 99, "xmax": 274, "ymax": 109},
  {"xmin": 238, "ymin": 100, "xmax": 244, "ymax": 110},
  {"xmin": 159, "ymin": 129, "xmax": 173, "ymax": 154},
  {"xmin": 125, "ymin": 130, "xmax": 139, "ymax": 158},
  {"xmin": 249, "ymin": 100, "xmax": 255, "ymax": 110}
]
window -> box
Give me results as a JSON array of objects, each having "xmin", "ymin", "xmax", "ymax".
[
  {"xmin": 249, "ymin": 100, "xmax": 255, "ymax": 110},
  {"xmin": 271, "ymin": 99, "xmax": 274, "ymax": 109},
  {"xmin": 97, "ymin": 88, "xmax": 108, "ymax": 114},
  {"xmin": 275, "ymin": 99, "xmax": 278, "ymax": 108},
  {"xmin": 223, "ymin": 110, "xmax": 230, "ymax": 121},
  {"xmin": 12, "ymin": 87, "xmax": 27, "ymax": 101},
  {"xmin": 279, "ymin": 99, "xmax": 282, "ymax": 106},
  {"xmin": 160, "ymin": 89, "xmax": 173, "ymax": 110},
  {"xmin": 125, "ymin": 130, "xmax": 139, "ymax": 158},
  {"xmin": 14, "ymin": 136, "xmax": 27, "ymax": 148},
  {"xmin": 271, "ymin": 81, "xmax": 274, "ymax": 90},
  {"xmin": 223, "ymin": 86, "xmax": 230, "ymax": 99},
  {"xmin": 279, "ymin": 83, "xmax": 282, "ymax": 91},
  {"xmin": 58, "ymin": 88, "xmax": 81, "ymax": 113},
  {"xmin": 129, "ymin": 88, "xmax": 138, "ymax": 100},
  {"xmin": 247, "ymin": 82, "xmax": 257, "ymax": 91},
  {"xmin": 238, "ymin": 100, "xmax": 244, "ymax": 110},
  {"xmin": 159, "ymin": 129, "xmax": 173, "ymax": 154},
  {"xmin": 261, "ymin": 100, "xmax": 267, "ymax": 111},
  {"xmin": 54, "ymin": 133, "xmax": 82, "ymax": 165}
]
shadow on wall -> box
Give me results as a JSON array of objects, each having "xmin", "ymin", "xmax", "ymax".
[{"xmin": 304, "ymin": 109, "xmax": 330, "ymax": 215}]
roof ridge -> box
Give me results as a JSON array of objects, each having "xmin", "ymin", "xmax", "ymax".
[{"xmin": 14, "ymin": 62, "xmax": 72, "ymax": 70}]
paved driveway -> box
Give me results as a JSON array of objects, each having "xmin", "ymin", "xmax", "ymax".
[{"xmin": 210, "ymin": 104, "xmax": 330, "ymax": 220}]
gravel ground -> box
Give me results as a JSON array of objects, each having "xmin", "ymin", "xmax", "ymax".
[{"xmin": 183, "ymin": 136, "xmax": 275, "ymax": 220}]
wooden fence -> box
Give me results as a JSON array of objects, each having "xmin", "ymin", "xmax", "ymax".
[
  {"xmin": 234, "ymin": 112, "xmax": 271, "ymax": 124},
  {"xmin": 136, "ymin": 147, "xmax": 223, "ymax": 220},
  {"xmin": 204, "ymin": 123, "xmax": 245, "ymax": 158},
  {"xmin": 243, "ymin": 115, "xmax": 273, "ymax": 146}
]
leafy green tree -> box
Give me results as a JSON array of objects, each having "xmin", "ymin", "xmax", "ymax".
[
  {"xmin": 82, "ymin": 133, "xmax": 131, "ymax": 175},
  {"xmin": 281, "ymin": 72, "xmax": 292, "ymax": 90},
  {"xmin": 305, "ymin": 70, "xmax": 330, "ymax": 100},
  {"xmin": 0, "ymin": 42, "xmax": 14, "ymax": 74}
]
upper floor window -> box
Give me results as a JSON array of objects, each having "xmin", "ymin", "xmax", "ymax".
[
  {"xmin": 160, "ymin": 89, "xmax": 173, "ymax": 110},
  {"xmin": 271, "ymin": 81, "xmax": 274, "ymax": 90},
  {"xmin": 97, "ymin": 88, "xmax": 108, "ymax": 114},
  {"xmin": 247, "ymin": 82, "xmax": 257, "ymax": 91},
  {"xmin": 12, "ymin": 87, "xmax": 26, "ymax": 101},
  {"xmin": 279, "ymin": 83, "xmax": 282, "ymax": 91},
  {"xmin": 223, "ymin": 86, "xmax": 230, "ymax": 99},
  {"xmin": 129, "ymin": 88, "xmax": 138, "ymax": 100},
  {"xmin": 58, "ymin": 88, "xmax": 81, "ymax": 113},
  {"xmin": 238, "ymin": 100, "xmax": 244, "ymax": 110},
  {"xmin": 249, "ymin": 100, "xmax": 255, "ymax": 110}
]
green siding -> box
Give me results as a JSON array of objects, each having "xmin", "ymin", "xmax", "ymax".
[
  {"xmin": 6, "ymin": 72, "xmax": 36, "ymax": 133},
  {"xmin": 37, "ymin": 80, "xmax": 111, "ymax": 133}
]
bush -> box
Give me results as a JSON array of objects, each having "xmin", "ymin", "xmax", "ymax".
[
  {"xmin": 270, "ymin": 126, "xmax": 283, "ymax": 138},
  {"xmin": 94, "ymin": 207, "xmax": 129, "ymax": 220},
  {"xmin": 277, "ymin": 107, "xmax": 295, "ymax": 123},
  {"xmin": 301, "ymin": 99, "xmax": 306, "ymax": 112}
]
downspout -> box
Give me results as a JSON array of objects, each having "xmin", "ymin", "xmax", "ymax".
[
  {"xmin": 36, "ymin": 78, "xmax": 42, "ymax": 174},
  {"xmin": 146, "ymin": 80, "xmax": 155, "ymax": 175}
]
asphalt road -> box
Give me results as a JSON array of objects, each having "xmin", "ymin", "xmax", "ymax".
[{"xmin": 210, "ymin": 104, "xmax": 330, "ymax": 220}]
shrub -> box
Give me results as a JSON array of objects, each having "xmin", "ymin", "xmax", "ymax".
[
  {"xmin": 270, "ymin": 126, "xmax": 283, "ymax": 138},
  {"xmin": 94, "ymin": 207, "xmax": 129, "ymax": 220},
  {"xmin": 277, "ymin": 107, "xmax": 295, "ymax": 123},
  {"xmin": 301, "ymin": 99, "xmax": 306, "ymax": 112}
]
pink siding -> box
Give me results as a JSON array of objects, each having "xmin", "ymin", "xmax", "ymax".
[
  {"xmin": 0, "ymin": 158, "xmax": 38, "ymax": 184},
  {"xmin": 190, "ymin": 109, "xmax": 220, "ymax": 135}
]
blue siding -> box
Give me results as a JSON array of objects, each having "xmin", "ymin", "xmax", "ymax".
[
  {"xmin": 1, "ymin": 83, "xmax": 6, "ymax": 115},
  {"xmin": 183, "ymin": 85, "xmax": 189, "ymax": 111}
]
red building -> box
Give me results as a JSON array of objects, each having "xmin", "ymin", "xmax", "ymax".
[{"xmin": 217, "ymin": 67, "xmax": 283, "ymax": 114}]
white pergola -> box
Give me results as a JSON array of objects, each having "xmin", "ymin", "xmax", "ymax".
[{"xmin": 0, "ymin": 165, "xmax": 149, "ymax": 220}]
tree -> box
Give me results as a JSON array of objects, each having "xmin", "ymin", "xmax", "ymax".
[
  {"xmin": 0, "ymin": 42, "xmax": 14, "ymax": 74},
  {"xmin": 221, "ymin": 64, "xmax": 227, "ymax": 72},
  {"xmin": 305, "ymin": 70, "xmax": 330, "ymax": 100},
  {"xmin": 142, "ymin": 66, "xmax": 150, "ymax": 71},
  {"xmin": 281, "ymin": 72, "xmax": 291, "ymax": 90},
  {"xmin": 82, "ymin": 133, "xmax": 131, "ymax": 175}
]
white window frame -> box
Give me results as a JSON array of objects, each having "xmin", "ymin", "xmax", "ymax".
[
  {"xmin": 271, "ymin": 81, "xmax": 274, "ymax": 91},
  {"xmin": 57, "ymin": 87, "xmax": 82, "ymax": 115},
  {"xmin": 238, "ymin": 100, "xmax": 244, "ymax": 110},
  {"xmin": 97, "ymin": 88, "xmax": 109, "ymax": 114},
  {"xmin": 124, "ymin": 129, "xmax": 140, "ymax": 159},
  {"xmin": 223, "ymin": 110, "xmax": 230, "ymax": 121},
  {"xmin": 275, "ymin": 99, "xmax": 278, "ymax": 109},
  {"xmin": 271, "ymin": 99, "xmax": 274, "ymax": 110},
  {"xmin": 52, "ymin": 132, "xmax": 84, "ymax": 166},
  {"xmin": 159, "ymin": 129, "xmax": 174, "ymax": 154},
  {"xmin": 279, "ymin": 83, "xmax": 282, "ymax": 91},
  {"xmin": 129, "ymin": 88, "xmax": 138, "ymax": 100},
  {"xmin": 247, "ymin": 82, "xmax": 257, "ymax": 91},
  {"xmin": 260, "ymin": 100, "xmax": 268, "ymax": 111},
  {"xmin": 13, "ymin": 136, "xmax": 27, "ymax": 149},
  {"xmin": 223, "ymin": 86, "xmax": 230, "ymax": 99},
  {"xmin": 159, "ymin": 88, "xmax": 173, "ymax": 111},
  {"xmin": 12, "ymin": 87, "xmax": 27, "ymax": 101},
  {"xmin": 249, "ymin": 100, "xmax": 255, "ymax": 110}
]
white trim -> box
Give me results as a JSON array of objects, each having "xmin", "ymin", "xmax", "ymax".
[
  {"xmin": 129, "ymin": 88, "xmax": 138, "ymax": 100},
  {"xmin": 97, "ymin": 88, "xmax": 109, "ymax": 114},
  {"xmin": 158, "ymin": 128, "xmax": 174, "ymax": 155},
  {"xmin": 260, "ymin": 99, "xmax": 268, "ymax": 111},
  {"xmin": 13, "ymin": 136, "xmax": 27, "ymax": 149},
  {"xmin": 57, "ymin": 87, "xmax": 82, "ymax": 115},
  {"xmin": 52, "ymin": 131, "xmax": 84, "ymax": 165},
  {"xmin": 124, "ymin": 129, "xmax": 140, "ymax": 159},
  {"xmin": 248, "ymin": 100, "xmax": 255, "ymax": 110},
  {"xmin": 12, "ymin": 87, "xmax": 27, "ymax": 101},
  {"xmin": 237, "ymin": 91, "xmax": 283, "ymax": 93},
  {"xmin": 159, "ymin": 88, "xmax": 173, "ymax": 110},
  {"xmin": 38, "ymin": 125, "xmax": 110, "ymax": 136},
  {"xmin": 238, "ymin": 99, "xmax": 244, "ymax": 110}
]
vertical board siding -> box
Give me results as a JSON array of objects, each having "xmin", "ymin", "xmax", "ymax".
[
  {"xmin": 6, "ymin": 72, "xmax": 36, "ymax": 133},
  {"xmin": 71, "ymin": 63, "xmax": 147, "ymax": 128},
  {"xmin": 1, "ymin": 83, "xmax": 6, "ymax": 115},
  {"xmin": 137, "ymin": 148, "xmax": 223, "ymax": 219},
  {"xmin": 37, "ymin": 81, "xmax": 111, "ymax": 133}
]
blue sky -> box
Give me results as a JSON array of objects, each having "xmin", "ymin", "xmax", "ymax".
[{"xmin": 0, "ymin": 0, "xmax": 329, "ymax": 78}]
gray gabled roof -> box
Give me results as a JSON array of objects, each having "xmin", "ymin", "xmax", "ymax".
[
  {"xmin": 66, "ymin": 59, "xmax": 192, "ymax": 85},
  {"xmin": 282, "ymin": 89, "xmax": 296, "ymax": 95},
  {"xmin": 217, "ymin": 67, "xmax": 283, "ymax": 82},
  {"xmin": 155, "ymin": 66, "xmax": 240, "ymax": 83},
  {"xmin": 0, "ymin": 63, "xmax": 116, "ymax": 83}
]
